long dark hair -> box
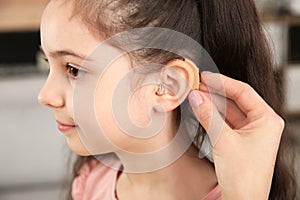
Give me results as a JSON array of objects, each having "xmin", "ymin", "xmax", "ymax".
[{"xmin": 65, "ymin": 0, "xmax": 298, "ymax": 199}]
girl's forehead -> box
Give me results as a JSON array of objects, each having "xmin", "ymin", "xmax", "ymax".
[
  {"xmin": 43, "ymin": 0, "xmax": 71, "ymax": 18},
  {"xmin": 40, "ymin": 0, "xmax": 101, "ymax": 56},
  {"xmin": 41, "ymin": 0, "xmax": 77, "ymax": 31}
]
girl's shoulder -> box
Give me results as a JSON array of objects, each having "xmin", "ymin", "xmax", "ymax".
[{"xmin": 72, "ymin": 157, "xmax": 122, "ymax": 200}]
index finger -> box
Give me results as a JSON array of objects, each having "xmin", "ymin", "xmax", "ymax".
[{"xmin": 199, "ymin": 72, "xmax": 268, "ymax": 116}]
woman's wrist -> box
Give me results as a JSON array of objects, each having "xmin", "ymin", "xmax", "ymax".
[
  {"xmin": 222, "ymin": 187, "xmax": 270, "ymax": 200},
  {"xmin": 221, "ymin": 177, "xmax": 271, "ymax": 200}
]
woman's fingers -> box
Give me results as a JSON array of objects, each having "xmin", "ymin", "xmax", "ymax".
[
  {"xmin": 188, "ymin": 90, "xmax": 231, "ymax": 146},
  {"xmin": 199, "ymin": 72, "xmax": 267, "ymax": 117},
  {"xmin": 202, "ymin": 92, "xmax": 247, "ymax": 129}
]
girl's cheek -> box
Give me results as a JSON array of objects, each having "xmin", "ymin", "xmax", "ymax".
[{"xmin": 128, "ymin": 89, "xmax": 153, "ymax": 128}]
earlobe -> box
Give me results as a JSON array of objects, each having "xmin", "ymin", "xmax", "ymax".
[{"xmin": 154, "ymin": 59, "xmax": 199, "ymax": 112}]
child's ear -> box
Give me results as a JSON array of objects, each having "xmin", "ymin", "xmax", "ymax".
[{"xmin": 155, "ymin": 59, "xmax": 199, "ymax": 112}]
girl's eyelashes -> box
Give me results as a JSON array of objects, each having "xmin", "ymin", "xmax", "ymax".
[
  {"xmin": 42, "ymin": 57, "xmax": 86, "ymax": 79},
  {"xmin": 43, "ymin": 57, "xmax": 49, "ymax": 62},
  {"xmin": 66, "ymin": 63, "xmax": 86, "ymax": 79}
]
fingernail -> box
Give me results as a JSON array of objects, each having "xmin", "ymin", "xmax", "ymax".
[
  {"xmin": 188, "ymin": 91, "xmax": 203, "ymax": 109},
  {"xmin": 201, "ymin": 71, "xmax": 213, "ymax": 75}
]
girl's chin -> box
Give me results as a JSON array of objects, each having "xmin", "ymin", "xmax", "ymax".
[{"xmin": 66, "ymin": 137, "xmax": 91, "ymax": 156}]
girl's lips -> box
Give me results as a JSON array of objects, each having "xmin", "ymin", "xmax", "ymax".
[{"xmin": 56, "ymin": 121, "xmax": 77, "ymax": 132}]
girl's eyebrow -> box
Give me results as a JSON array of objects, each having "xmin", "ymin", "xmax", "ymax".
[{"xmin": 39, "ymin": 46, "xmax": 89, "ymax": 61}]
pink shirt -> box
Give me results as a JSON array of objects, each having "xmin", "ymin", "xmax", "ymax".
[{"xmin": 72, "ymin": 159, "xmax": 222, "ymax": 200}]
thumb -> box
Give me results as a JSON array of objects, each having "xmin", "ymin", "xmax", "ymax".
[{"xmin": 188, "ymin": 90, "xmax": 229, "ymax": 146}]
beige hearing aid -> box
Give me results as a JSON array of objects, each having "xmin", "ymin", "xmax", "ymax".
[{"xmin": 184, "ymin": 58, "xmax": 200, "ymax": 90}]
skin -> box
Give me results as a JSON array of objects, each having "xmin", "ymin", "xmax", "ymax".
[
  {"xmin": 39, "ymin": 1, "xmax": 217, "ymax": 200},
  {"xmin": 188, "ymin": 73, "xmax": 284, "ymax": 199},
  {"xmin": 40, "ymin": 1, "xmax": 283, "ymax": 199}
]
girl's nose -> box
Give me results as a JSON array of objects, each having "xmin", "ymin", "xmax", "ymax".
[{"xmin": 38, "ymin": 73, "xmax": 65, "ymax": 109}]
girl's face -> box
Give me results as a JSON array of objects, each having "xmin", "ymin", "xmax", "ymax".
[{"xmin": 39, "ymin": 1, "xmax": 160, "ymax": 155}]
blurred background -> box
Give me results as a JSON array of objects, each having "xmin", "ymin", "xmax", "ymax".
[
  {"xmin": 0, "ymin": 0, "xmax": 299, "ymax": 199},
  {"xmin": 0, "ymin": 0, "xmax": 71, "ymax": 199}
]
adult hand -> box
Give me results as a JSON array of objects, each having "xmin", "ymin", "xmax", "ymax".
[{"xmin": 188, "ymin": 72, "xmax": 284, "ymax": 200}]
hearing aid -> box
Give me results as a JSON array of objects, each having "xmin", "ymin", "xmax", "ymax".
[
  {"xmin": 156, "ymin": 58, "xmax": 200, "ymax": 96},
  {"xmin": 184, "ymin": 58, "xmax": 200, "ymax": 90}
]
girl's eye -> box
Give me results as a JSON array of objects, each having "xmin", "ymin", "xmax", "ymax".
[{"xmin": 66, "ymin": 63, "xmax": 86, "ymax": 79}]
